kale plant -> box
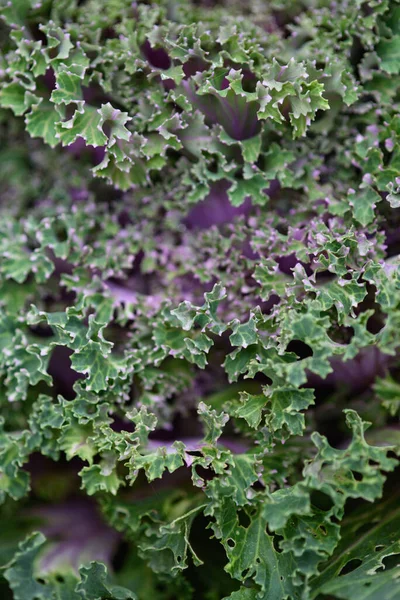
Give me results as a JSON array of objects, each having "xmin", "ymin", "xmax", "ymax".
[{"xmin": 0, "ymin": 0, "xmax": 400, "ymax": 598}]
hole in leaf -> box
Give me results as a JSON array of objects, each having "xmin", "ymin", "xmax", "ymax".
[
  {"xmin": 376, "ymin": 553, "xmax": 400, "ymax": 571},
  {"xmin": 207, "ymin": 161, "xmax": 219, "ymax": 174},
  {"xmin": 252, "ymin": 480, "xmax": 265, "ymax": 491},
  {"xmin": 366, "ymin": 309, "xmax": 387, "ymax": 335},
  {"xmin": 286, "ymin": 340, "xmax": 313, "ymax": 359},
  {"xmin": 56, "ymin": 225, "xmax": 68, "ymax": 242},
  {"xmin": 186, "ymin": 451, "xmax": 203, "ymax": 458},
  {"xmin": 353, "ymin": 471, "xmax": 363, "ymax": 482},
  {"xmin": 375, "ymin": 545, "xmax": 384, "ymax": 552},
  {"xmin": 29, "ymin": 323, "xmax": 55, "ymax": 338},
  {"xmin": 339, "ymin": 559, "xmax": 362, "ymax": 575},
  {"xmin": 241, "ymin": 568, "xmax": 250, "ymax": 578},
  {"xmin": 328, "ymin": 324, "xmax": 354, "ymax": 345},
  {"xmin": 227, "ymin": 538, "xmax": 235, "ymax": 548},
  {"xmin": 310, "ymin": 491, "xmax": 334, "ymax": 512},
  {"xmin": 271, "ymin": 532, "xmax": 283, "ymax": 554},
  {"xmin": 193, "ymin": 465, "xmax": 213, "ymax": 482},
  {"xmin": 55, "ymin": 575, "xmax": 64, "ymax": 583},
  {"xmin": 315, "ymin": 270, "xmax": 336, "ymax": 283},
  {"xmin": 238, "ymin": 510, "xmax": 251, "ymax": 529}
]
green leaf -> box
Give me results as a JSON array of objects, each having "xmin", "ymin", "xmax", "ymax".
[
  {"xmin": 227, "ymin": 454, "xmax": 261, "ymax": 505},
  {"xmin": 228, "ymin": 173, "xmax": 269, "ymax": 207},
  {"xmin": 311, "ymin": 494, "xmax": 400, "ymax": 599},
  {"xmin": 377, "ymin": 35, "xmax": 400, "ymax": 74},
  {"xmin": 241, "ymin": 135, "xmax": 262, "ymax": 163},
  {"xmin": 216, "ymin": 501, "xmax": 301, "ymax": 599},
  {"xmin": 230, "ymin": 314, "xmax": 258, "ymax": 349},
  {"xmin": 223, "ymin": 589, "xmax": 258, "ymax": 600},
  {"xmin": 25, "ymin": 101, "xmax": 59, "ymax": 147},
  {"xmin": 138, "ymin": 505, "xmax": 205, "ymax": 575},
  {"xmin": 0, "ymin": 83, "xmax": 36, "ymax": 116},
  {"xmin": 0, "ymin": 421, "xmax": 30, "ymax": 502},
  {"xmin": 233, "ymin": 392, "xmax": 266, "ymax": 429},
  {"xmin": 265, "ymin": 387, "xmax": 315, "ymax": 436},
  {"xmin": 57, "ymin": 106, "xmax": 107, "ymax": 147},
  {"xmin": 374, "ymin": 375, "xmax": 400, "ymax": 416},
  {"xmin": 70, "ymin": 341, "xmax": 119, "ymax": 393},
  {"xmin": 3, "ymin": 533, "xmax": 55, "ymax": 600},
  {"xmin": 98, "ymin": 102, "xmax": 132, "ymax": 144},
  {"xmin": 3, "ymin": 532, "xmax": 136, "ymax": 599},
  {"xmin": 198, "ymin": 402, "xmax": 229, "ymax": 445},
  {"xmin": 51, "ymin": 71, "xmax": 83, "ymax": 106},
  {"xmin": 59, "ymin": 424, "xmax": 96, "ymax": 463},
  {"xmin": 349, "ymin": 186, "xmax": 381, "ymax": 226},
  {"xmin": 76, "ymin": 562, "xmax": 136, "ymax": 599},
  {"xmin": 0, "ymin": 0, "xmax": 33, "ymax": 26}
]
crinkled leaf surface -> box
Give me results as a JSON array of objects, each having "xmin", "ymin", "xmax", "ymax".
[{"xmin": 0, "ymin": 0, "xmax": 400, "ymax": 599}]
